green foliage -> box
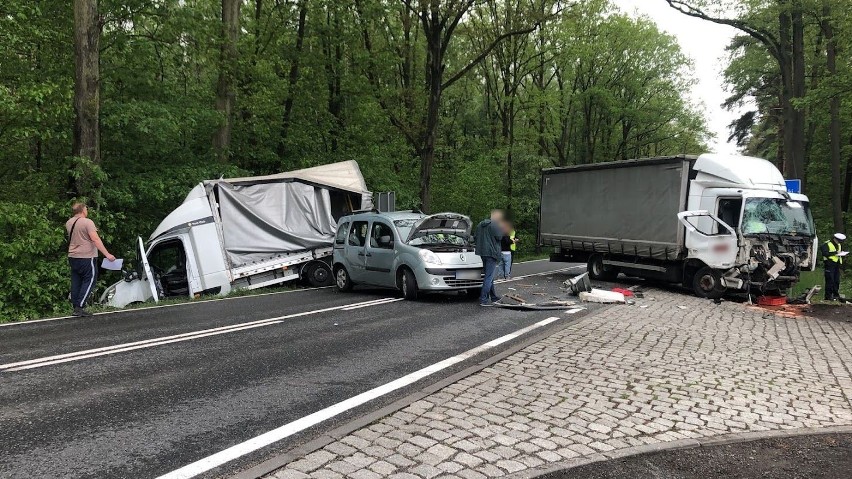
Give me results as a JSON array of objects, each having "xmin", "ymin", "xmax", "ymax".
[
  {"xmin": 0, "ymin": 202, "xmax": 69, "ymax": 321},
  {"xmin": 0, "ymin": 0, "xmax": 710, "ymax": 320}
]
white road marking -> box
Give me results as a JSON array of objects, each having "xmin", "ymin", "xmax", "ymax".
[
  {"xmin": 156, "ymin": 316, "xmax": 562, "ymax": 479},
  {"xmin": 341, "ymin": 298, "xmax": 404, "ymax": 311},
  {"xmin": 496, "ymin": 265, "xmax": 583, "ymax": 284},
  {"xmin": 0, "ymin": 298, "xmax": 399, "ymax": 372},
  {"xmin": 0, "ymin": 286, "xmax": 335, "ymax": 328}
]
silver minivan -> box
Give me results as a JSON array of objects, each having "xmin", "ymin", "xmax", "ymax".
[{"xmin": 332, "ymin": 211, "xmax": 484, "ymax": 299}]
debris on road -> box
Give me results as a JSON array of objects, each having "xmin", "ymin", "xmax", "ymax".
[
  {"xmin": 579, "ymin": 289, "xmax": 626, "ymax": 304},
  {"xmin": 563, "ymin": 273, "xmax": 592, "ymax": 295}
]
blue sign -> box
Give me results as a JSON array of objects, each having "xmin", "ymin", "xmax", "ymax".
[{"xmin": 785, "ymin": 179, "xmax": 802, "ymax": 194}]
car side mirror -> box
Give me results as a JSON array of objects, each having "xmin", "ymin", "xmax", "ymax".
[{"xmin": 379, "ymin": 235, "xmax": 393, "ymax": 247}]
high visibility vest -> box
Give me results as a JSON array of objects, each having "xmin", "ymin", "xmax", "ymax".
[
  {"xmin": 510, "ymin": 230, "xmax": 517, "ymax": 252},
  {"xmin": 824, "ymin": 241, "xmax": 843, "ymax": 265}
]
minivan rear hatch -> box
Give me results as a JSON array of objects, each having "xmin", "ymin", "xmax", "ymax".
[{"xmin": 405, "ymin": 213, "xmax": 472, "ymax": 244}]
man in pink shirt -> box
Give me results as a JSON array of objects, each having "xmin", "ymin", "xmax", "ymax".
[{"xmin": 65, "ymin": 202, "xmax": 116, "ymax": 316}]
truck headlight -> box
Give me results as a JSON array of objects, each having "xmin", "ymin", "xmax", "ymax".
[{"xmin": 419, "ymin": 249, "xmax": 442, "ymax": 265}]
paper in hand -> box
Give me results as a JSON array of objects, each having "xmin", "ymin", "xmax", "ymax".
[
  {"xmin": 838, "ymin": 251, "xmax": 849, "ymax": 257},
  {"xmin": 101, "ymin": 258, "xmax": 124, "ymax": 271}
]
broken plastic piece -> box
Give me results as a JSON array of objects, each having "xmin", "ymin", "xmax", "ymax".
[
  {"xmin": 579, "ymin": 289, "xmax": 626, "ymax": 304},
  {"xmin": 563, "ymin": 273, "xmax": 593, "ymax": 295}
]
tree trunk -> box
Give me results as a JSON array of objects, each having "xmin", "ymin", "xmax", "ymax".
[
  {"xmin": 790, "ymin": 0, "xmax": 807, "ymax": 186},
  {"xmin": 778, "ymin": 3, "xmax": 796, "ymax": 178},
  {"xmin": 844, "ymin": 134, "xmax": 852, "ymax": 213},
  {"xmin": 277, "ymin": 0, "xmax": 307, "ymax": 161},
  {"xmin": 213, "ymin": 0, "xmax": 240, "ymax": 163},
  {"xmin": 72, "ymin": 0, "xmax": 100, "ymax": 198},
  {"xmin": 420, "ymin": 20, "xmax": 443, "ymax": 213},
  {"xmin": 823, "ymin": 2, "xmax": 842, "ymax": 231}
]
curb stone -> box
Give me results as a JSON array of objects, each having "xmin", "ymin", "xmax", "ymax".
[{"xmin": 508, "ymin": 425, "xmax": 852, "ymax": 479}]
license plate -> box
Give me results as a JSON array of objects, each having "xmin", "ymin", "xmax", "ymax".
[{"xmin": 455, "ymin": 270, "xmax": 480, "ymax": 280}]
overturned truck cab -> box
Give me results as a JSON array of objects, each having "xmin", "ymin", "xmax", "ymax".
[{"xmin": 539, "ymin": 154, "xmax": 817, "ymax": 299}]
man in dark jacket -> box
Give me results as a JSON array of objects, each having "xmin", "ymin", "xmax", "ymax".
[{"xmin": 475, "ymin": 210, "xmax": 504, "ymax": 306}]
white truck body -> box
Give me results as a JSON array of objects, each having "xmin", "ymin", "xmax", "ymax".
[
  {"xmin": 539, "ymin": 154, "xmax": 816, "ymax": 298},
  {"xmin": 101, "ymin": 161, "xmax": 372, "ymax": 308}
]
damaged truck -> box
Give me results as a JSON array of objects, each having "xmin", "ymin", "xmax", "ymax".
[
  {"xmin": 539, "ymin": 154, "xmax": 817, "ymax": 298},
  {"xmin": 101, "ymin": 161, "xmax": 373, "ymax": 308}
]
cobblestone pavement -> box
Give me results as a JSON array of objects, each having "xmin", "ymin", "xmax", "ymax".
[{"xmin": 266, "ymin": 289, "xmax": 852, "ymax": 479}]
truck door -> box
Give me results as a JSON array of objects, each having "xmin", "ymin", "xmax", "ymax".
[
  {"xmin": 345, "ymin": 220, "xmax": 369, "ymax": 281},
  {"xmin": 147, "ymin": 238, "xmax": 193, "ymax": 298},
  {"xmin": 364, "ymin": 220, "xmax": 397, "ymax": 287},
  {"xmin": 677, "ymin": 211, "xmax": 739, "ymax": 269},
  {"xmin": 137, "ymin": 237, "xmax": 161, "ymax": 303}
]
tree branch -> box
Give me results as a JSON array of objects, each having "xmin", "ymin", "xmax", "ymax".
[
  {"xmin": 665, "ymin": 0, "xmax": 783, "ymax": 62},
  {"xmin": 442, "ymin": 21, "xmax": 540, "ymax": 90}
]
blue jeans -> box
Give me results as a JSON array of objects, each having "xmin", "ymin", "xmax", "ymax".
[
  {"xmin": 480, "ymin": 256, "xmax": 500, "ymax": 304},
  {"xmin": 500, "ymin": 252, "xmax": 512, "ymax": 279}
]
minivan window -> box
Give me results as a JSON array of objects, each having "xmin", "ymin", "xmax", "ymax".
[
  {"xmin": 349, "ymin": 221, "xmax": 368, "ymax": 247},
  {"xmin": 370, "ymin": 222, "xmax": 395, "ymax": 249},
  {"xmin": 335, "ymin": 222, "xmax": 349, "ymax": 245}
]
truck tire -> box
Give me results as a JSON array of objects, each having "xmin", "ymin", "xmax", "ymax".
[
  {"xmin": 692, "ymin": 266, "xmax": 725, "ymax": 299},
  {"xmin": 588, "ymin": 255, "xmax": 619, "ymax": 281},
  {"xmin": 398, "ymin": 268, "xmax": 419, "ymax": 300},
  {"xmin": 305, "ymin": 262, "xmax": 334, "ymax": 287},
  {"xmin": 334, "ymin": 266, "xmax": 353, "ymax": 292}
]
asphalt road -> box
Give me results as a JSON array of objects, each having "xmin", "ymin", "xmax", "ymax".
[{"xmin": 0, "ymin": 260, "xmax": 586, "ymax": 479}]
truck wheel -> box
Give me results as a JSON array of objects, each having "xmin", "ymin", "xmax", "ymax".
[
  {"xmin": 588, "ymin": 255, "xmax": 619, "ymax": 281},
  {"xmin": 305, "ymin": 262, "xmax": 334, "ymax": 287},
  {"xmin": 335, "ymin": 266, "xmax": 353, "ymax": 292},
  {"xmin": 398, "ymin": 268, "xmax": 419, "ymax": 300},
  {"xmin": 692, "ymin": 267, "xmax": 725, "ymax": 299}
]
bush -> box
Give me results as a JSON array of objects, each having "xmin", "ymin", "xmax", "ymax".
[{"xmin": 0, "ymin": 202, "xmax": 70, "ymax": 322}]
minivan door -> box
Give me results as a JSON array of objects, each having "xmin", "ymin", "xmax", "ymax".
[
  {"xmin": 364, "ymin": 220, "xmax": 397, "ymax": 287},
  {"xmin": 344, "ymin": 220, "xmax": 369, "ymax": 281}
]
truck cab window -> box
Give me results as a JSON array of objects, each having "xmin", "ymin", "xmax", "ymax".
[{"xmin": 717, "ymin": 198, "xmax": 742, "ymax": 233}]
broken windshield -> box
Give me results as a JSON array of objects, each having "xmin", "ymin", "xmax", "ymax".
[
  {"xmin": 393, "ymin": 219, "xmax": 419, "ymax": 239},
  {"xmin": 741, "ymin": 198, "xmax": 814, "ymax": 236}
]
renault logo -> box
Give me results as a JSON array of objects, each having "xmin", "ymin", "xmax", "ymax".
[{"xmin": 460, "ymin": 254, "xmax": 466, "ymax": 261}]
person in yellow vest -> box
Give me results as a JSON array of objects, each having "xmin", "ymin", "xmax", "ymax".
[{"xmin": 821, "ymin": 233, "xmax": 846, "ymax": 301}]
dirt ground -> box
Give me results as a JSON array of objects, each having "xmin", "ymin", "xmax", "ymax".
[
  {"xmin": 541, "ymin": 434, "xmax": 852, "ymax": 479},
  {"xmin": 805, "ymin": 303, "xmax": 852, "ymax": 323}
]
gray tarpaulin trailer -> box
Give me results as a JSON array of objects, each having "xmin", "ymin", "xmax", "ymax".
[{"xmin": 539, "ymin": 156, "xmax": 692, "ymax": 262}]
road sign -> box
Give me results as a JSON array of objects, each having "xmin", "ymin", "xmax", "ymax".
[{"xmin": 785, "ymin": 179, "xmax": 802, "ymax": 194}]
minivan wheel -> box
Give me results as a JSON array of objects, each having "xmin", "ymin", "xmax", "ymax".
[
  {"xmin": 399, "ymin": 268, "xmax": 418, "ymax": 300},
  {"xmin": 306, "ymin": 262, "xmax": 334, "ymax": 287},
  {"xmin": 692, "ymin": 266, "xmax": 725, "ymax": 299},
  {"xmin": 335, "ymin": 266, "xmax": 353, "ymax": 292},
  {"xmin": 588, "ymin": 254, "xmax": 619, "ymax": 281}
]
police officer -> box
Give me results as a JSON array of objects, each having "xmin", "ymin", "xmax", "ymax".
[{"xmin": 821, "ymin": 233, "xmax": 846, "ymax": 301}]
